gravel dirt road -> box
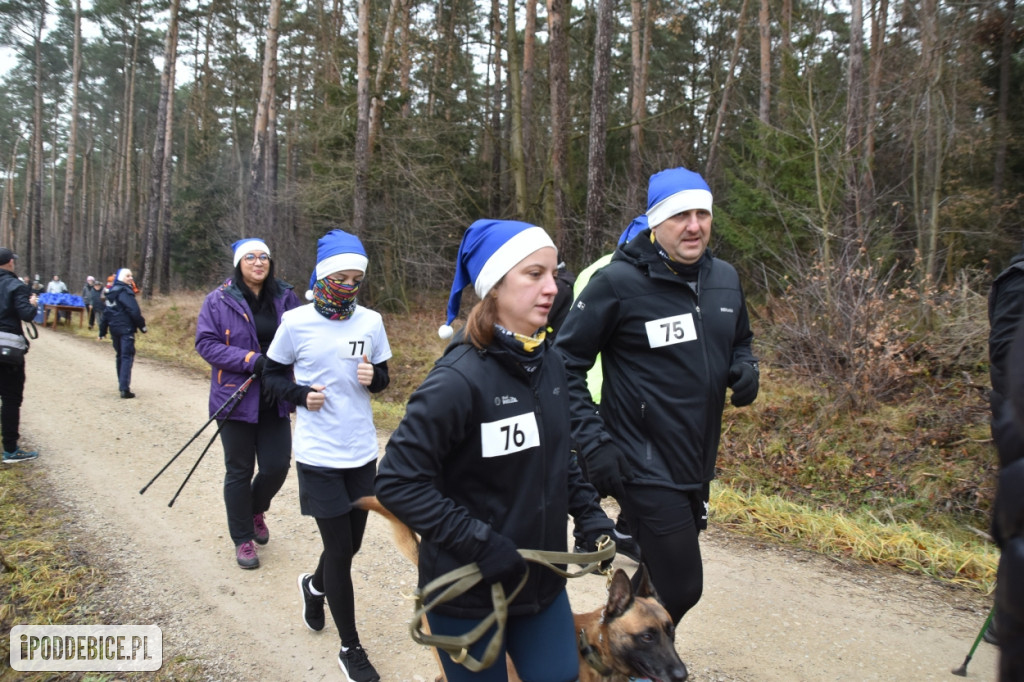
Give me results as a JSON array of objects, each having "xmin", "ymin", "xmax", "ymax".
[{"xmin": 14, "ymin": 328, "xmax": 1001, "ymax": 681}]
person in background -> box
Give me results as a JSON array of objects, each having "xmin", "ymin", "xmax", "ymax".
[
  {"xmin": 544, "ymin": 261, "xmax": 576, "ymax": 341},
  {"xmin": 98, "ymin": 268, "xmax": 146, "ymax": 399},
  {"xmin": 376, "ymin": 219, "xmax": 613, "ymax": 682},
  {"xmin": 568, "ymin": 215, "xmax": 648, "ymax": 565},
  {"xmin": 82, "ymin": 276, "xmax": 102, "ymax": 330},
  {"xmin": 990, "ymin": 310, "xmax": 1024, "ymax": 681},
  {"xmin": 986, "ymin": 241, "xmax": 1024, "ymax": 651},
  {"xmin": 195, "ymin": 238, "xmax": 302, "ymax": 570},
  {"xmin": 30, "ymin": 275, "xmax": 43, "ymax": 296},
  {"xmin": 262, "ymin": 229, "xmax": 391, "ymax": 682},
  {"xmin": 45, "ymin": 274, "xmax": 68, "ymax": 294},
  {"xmin": 555, "ymin": 166, "xmax": 758, "ymax": 626},
  {"xmin": 0, "ymin": 248, "xmax": 40, "ymax": 463}
]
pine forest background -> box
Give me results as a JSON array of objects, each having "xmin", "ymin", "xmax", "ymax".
[{"xmin": 0, "ymin": 0, "xmax": 1021, "ymax": 404}]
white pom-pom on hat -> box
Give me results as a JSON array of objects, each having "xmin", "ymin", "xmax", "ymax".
[{"xmin": 438, "ymin": 324, "xmax": 454, "ymax": 339}]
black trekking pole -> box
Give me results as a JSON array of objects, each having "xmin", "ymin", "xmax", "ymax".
[
  {"xmin": 139, "ymin": 375, "xmax": 256, "ymax": 496},
  {"xmin": 952, "ymin": 607, "xmax": 995, "ymax": 676},
  {"xmin": 166, "ymin": 419, "xmax": 229, "ymax": 507}
]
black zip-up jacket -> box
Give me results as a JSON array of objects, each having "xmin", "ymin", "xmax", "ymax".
[
  {"xmin": 99, "ymin": 281, "xmax": 146, "ymax": 337},
  {"xmin": 554, "ymin": 230, "xmax": 756, "ymax": 489},
  {"xmin": 375, "ymin": 337, "xmax": 612, "ymax": 619},
  {"xmin": 0, "ymin": 269, "xmax": 36, "ymax": 335},
  {"xmin": 989, "ymin": 247, "xmax": 1024, "ymax": 397}
]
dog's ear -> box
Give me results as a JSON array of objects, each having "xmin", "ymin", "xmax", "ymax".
[
  {"xmin": 605, "ymin": 568, "xmax": 635, "ymax": 619},
  {"xmin": 630, "ymin": 564, "xmax": 663, "ymax": 603}
]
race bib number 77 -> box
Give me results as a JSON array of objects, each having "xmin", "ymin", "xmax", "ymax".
[{"xmin": 480, "ymin": 412, "xmax": 540, "ymax": 458}]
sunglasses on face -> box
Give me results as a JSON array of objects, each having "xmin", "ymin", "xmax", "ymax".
[{"xmin": 242, "ymin": 253, "xmax": 270, "ymax": 263}]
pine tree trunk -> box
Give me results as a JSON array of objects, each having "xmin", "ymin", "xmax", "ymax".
[
  {"xmin": 248, "ymin": 0, "xmax": 281, "ymax": 238},
  {"xmin": 758, "ymin": 0, "xmax": 770, "ymax": 126},
  {"xmin": 585, "ymin": 0, "xmax": 614, "ymax": 263},
  {"xmin": 141, "ymin": 0, "xmax": 179, "ymax": 298},
  {"xmin": 706, "ymin": 0, "xmax": 749, "ymax": 179},
  {"xmin": 60, "ymin": 0, "xmax": 81, "ymax": 280},
  {"xmin": 353, "ymin": 0, "xmax": 370, "ymax": 236},
  {"xmin": 507, "ymin": 0, "xmax": 527, "ymax": 217},
  {"xmin": 546, "ymin": 0, "xmax": 570, "ymax": 253}
]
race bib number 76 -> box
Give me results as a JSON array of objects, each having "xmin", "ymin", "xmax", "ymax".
[
  {"xmin": 645, "ymin": 313, "xmax": 697, "ymax": 349},
  {"xmin": 480, "ymin": 412, "xmax": 540, "ymax": 458}
]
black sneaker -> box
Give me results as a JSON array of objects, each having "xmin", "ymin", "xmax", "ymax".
[
  {"xmin": 120, "ymin": 390, "xmax": 135, "ymax": 399},
  {"xmin": 338, "ymin": 645, "xmax": 380, "ymax": 682},
  {"xmin": 297, "ymin": 573, "xmax": 325, "ymax": 632},
  {"xmin": 613, "ymin": 529, "xmax": 642, "ymax": 563}
]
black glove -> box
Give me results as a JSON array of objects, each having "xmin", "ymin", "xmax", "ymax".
[
  {"xmin": 140, "ymin": 326, "xmax": 147, "ymax": 334},
  {"xmin": 254, "ymin": 355, "xmax": 268, "ymax": 377},
  {"xmin": 728, "ymin": 362, "xmax": 759, "ymax": 407},
  {"xmin": 476, "ymin": 532, "xmax": 527, "ymax": 593},
  {"xmin": 582, "ymin": 443, "xmax": 631, "ymax": 499},
  {"xmin": 582, "ymin": 527, "xmax": 616, "ymax": 571}
]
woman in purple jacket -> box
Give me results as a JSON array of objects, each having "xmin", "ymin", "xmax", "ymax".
[{"xmin": 195, "ymin": 238, "xmax": 302, "ymax": 569}]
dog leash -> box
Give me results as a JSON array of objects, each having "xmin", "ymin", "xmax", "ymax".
[{"xmin": 409, "ymin": 536, "xmax": 616, "ymax": 672}]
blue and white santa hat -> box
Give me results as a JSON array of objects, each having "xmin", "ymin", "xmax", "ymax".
[
  {"xmin": 305, "ymin": 229, "xmax": 369, "ymax": 301},
  {"xmin": 439, "ymin": 219, "xmax": 556, "ymax": 339},
  {"xmin": 232, "ymin": 238, "xmax": 271, "ymax": 267},
  {"xmin": 645, "ymin": 167, "xmax": 713, "ymax": 228},
  {"xmin": 618, "ymin": 214, "xmax": 648, "ymax": 246}
]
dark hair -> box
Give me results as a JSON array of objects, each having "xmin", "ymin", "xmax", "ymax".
[{"xmin": 465, "ymin": 289, "xmax": 499, "ymax": 349}]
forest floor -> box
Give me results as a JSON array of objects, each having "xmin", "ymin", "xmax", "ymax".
[{"xmin": 5, "ymin": 327, "xmax": 1002, "ymax": 681}]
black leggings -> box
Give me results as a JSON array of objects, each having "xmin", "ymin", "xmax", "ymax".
[
  {"xmin": 628, "ymin": 485, "xmax": 706, "ymax": 625},
  {"xmin": 311, "ymin": 510, "xmax": 369, "ymax": 646}
]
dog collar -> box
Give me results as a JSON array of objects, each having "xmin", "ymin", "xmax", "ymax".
[{"xmin": 577, "ymin": 627, "xmax": 614, "ymax": 677}]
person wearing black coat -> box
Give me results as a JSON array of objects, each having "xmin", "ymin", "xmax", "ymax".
[
  {"xmin": 376, "ymin": 219, "xmax": 613, "ymax": 682},
  {"xmin": 0, "ymin": 247, "xmax": 40, "ymax": 462},
  {"xmin": 99, "ymin": 268, "xmax": 146, "ymax": 399},
  {"xmin": 991, "ymin": 311, "xmax": 1024, "ymax": 681},
  {"xmin": 554, "ymin": 167, "xmax": 758, "ymax": 626}
]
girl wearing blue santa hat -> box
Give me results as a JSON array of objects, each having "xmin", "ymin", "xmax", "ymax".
[
  {"xmin": 196, "ymin": 239, "xmax": 303, "ymax": 569},
  {"xmin": 376, "ymin": 219, "xmax": 613, "ymax": 682},
  {"xmin": 261, "ymin": 229, "xmax": 391, "ymax": 682}
]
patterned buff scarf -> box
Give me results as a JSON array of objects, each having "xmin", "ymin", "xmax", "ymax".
[
  {"xmin": 494, "ymin": 325, "xmax": 547, "ymax": 373},
  {"xmin": 313, "ymin": 278, "xmax": 360, "ymax": 320}
]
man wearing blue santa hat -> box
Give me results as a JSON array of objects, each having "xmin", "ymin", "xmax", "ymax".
[{"xmin": 555, "ymin": 166, "xmax": 759, "ymax": 626}]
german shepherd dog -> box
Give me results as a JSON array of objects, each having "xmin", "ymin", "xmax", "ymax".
[
  {"xmin": 576, "ymin": 566, "xmax": 688, "ymax": 681},
  {"xmin": 354, "ymin": 497, "xmax": 687, "ymax": 682}
]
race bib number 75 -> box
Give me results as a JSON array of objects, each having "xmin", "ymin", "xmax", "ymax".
[
  {"xmin": 645, "ymin": 313, "xmax": 697, "ymax": 349},
  {"xmin": 480, "ymin": 412, "xmax": 540, "ymax": 458}
]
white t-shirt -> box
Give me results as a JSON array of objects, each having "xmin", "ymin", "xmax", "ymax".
[{"xmin": 267, "ymin": 303, "xmax": 392, "ymax": 468}]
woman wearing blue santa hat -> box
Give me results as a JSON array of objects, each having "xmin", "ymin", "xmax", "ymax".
[
  {"xmin": 376, "ymin": 219, "xmax": 613, "ymax": 682},
  {"xmin": 195, "ymin": 238, "xmax": 303, "ymax": 570},
  {"xmin": 261, "ymin": 229, "xmax": 392, "ymax": 682}
]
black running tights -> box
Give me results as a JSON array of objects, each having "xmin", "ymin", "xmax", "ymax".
[
  {"xmin": 312, "ymin": 510, "xmax": 369, "ymax": 647},
  {"xmin": 631, "ymin": 489, "xmax": 704, "ymax": 625}
]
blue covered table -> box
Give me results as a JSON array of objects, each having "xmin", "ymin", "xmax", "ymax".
[{"xmin": 38, "ymin": 293, "xmax": 86, "ymax": 330}]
